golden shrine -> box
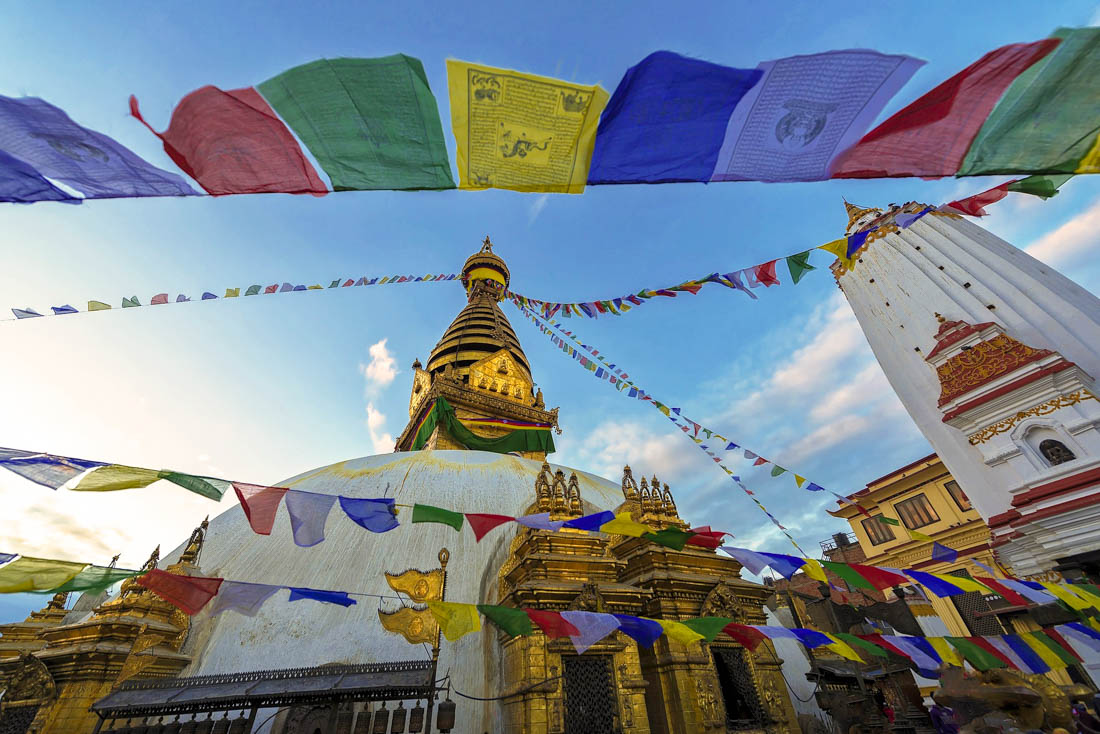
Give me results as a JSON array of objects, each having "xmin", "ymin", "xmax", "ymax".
[{"xmin": 0, "ymin": 239, "xmax": 800, "ymax": 733}]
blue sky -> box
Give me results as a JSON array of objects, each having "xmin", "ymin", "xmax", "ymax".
[{"xmin": 2, "ymin": 1, "xmax": 1099, "ymax": 623}]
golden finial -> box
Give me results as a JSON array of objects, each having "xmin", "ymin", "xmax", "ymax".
[
  {"xmin": 481, "ymin": 235, "xmax": 493, "ymax": 253},
  {"xmin": 935, "ymin": 312, "xmax": 946, "ymax": 323}
]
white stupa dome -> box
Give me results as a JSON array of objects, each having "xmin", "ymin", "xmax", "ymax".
[{"xmin": 161, "ymin": 449, "xmax": 627, "ymax": 732}]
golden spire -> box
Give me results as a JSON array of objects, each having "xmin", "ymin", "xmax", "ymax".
[{"xmin": 843, "ymin": 198, "xmax": 884, "ymax": 233}]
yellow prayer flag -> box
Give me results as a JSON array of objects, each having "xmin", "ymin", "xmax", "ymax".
[
  {"xmin": 929, "ymin": 573, "xmax": 992, "ymax": 595},
  {"xmin": 1040, "ymin": 582, "xmax": 1095, "ymax": 611},
  {"xmin": 446, "ymin": 59, "xmax": 609, "ymax": 193},
  {"xmin": 802, "ymin": 558, "xmax": 828, "ymax": 583},
  {"xmin": 794, "ymin": 475, "xmax": 806, "ymax": 488},
  {"xmin": 599, "ymin": 512, "xmax": 650, "ymax": 538},
  {"xmin": 224, "ymin": 288, "xmax": 240, "ymax": 298},
  {"xmin": 0, "ymin": 556, "xmax": 87, "ymax": 593},
  {"xmin": 908, "ymin": 529, "xmax": 935, "ymax": 543},
  {"xmin": 72, "ymin": 465, "xmax": 167, "ymax": 492},
  {"xmin": 657, "ymin": 619, "xmax": 705, "ymax": 645},
  {"xmin": 928, "ymin": 637, "xmax": 964, "ymax": 667},
  {"xmin": 823, "ymin": 633, "xmax": 864, "ymax": 662},
  {"xmin": 1021, "ymin": 632, "xmax": 1068, "ymax": 670},
  {"xmin": 87, "ymin": 301, "xmax": 111, "ymax": 311},
  {"xmin": 1055, "ymin": 583, "xmax": 1100, "ymax": 611},
  {"xmin": 426, "ymin": 601, "xmax": 481, "ymax": 641},
  {"xmin": 818, "ymin": 238, "xmax": 854, "ymax": 269},
  {"xmin": 307, "ymin": 284, "xmax": 322, "ymax": 290}
]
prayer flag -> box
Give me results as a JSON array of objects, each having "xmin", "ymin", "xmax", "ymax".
[
  {"xmin": 658, "ymin": 619, "xmax": 705, "ymax": 645},
  {"xmin": 233, "ymin": 483, "xmax": 288, "ymax": 535},
  {"xmin": 845, "ymin": 230, "xmax": 869, "ymax": 257},
  {"xmin": 122, "ymin": 297, "xmax": 140, "ymax": 308},
  {"xmin": 284, "ymin": 490, "xmax": 337, "ymax": 547},
  {"xmin": 51, "ymin": 305, "xmax": 77, "ymax": 315},
  {"xmin": 786, "ymin": 252, "xmax": 816, "ymax": 284},
  {"xmin": 151, "ymin": 293, "xmax": 169, "ymax": 305},
  {"xmin": 562, "ymin": 511, "xmax": 615, "ymax": 532},
  {"xmin": 465, "ymin": 513, "xmax": 516, "ymax": 541},
  {"xmin": 0, "ymin": 448, "xmax": 106, "ymax": 489},
  {"xmin": 894, "ymin": 207, "xmax": 933, "ymax": 228},
  {"xmin": 678, "ymin": 617, "xmax": 732, "ymax": 643},
  {"xmin": 516, "ymin": 513, "xmax": 567, "ymax": 531},
  {"xmin": 721, "ymin": 547, "xmax": 771, "ymax": 575},
  {"xmin": 931, "ymin": 543, "xmax": 959, "ymax": 563},
  {"xmin": 1028, "ymin": 630, "xmax": 1079, "ymax": 666},
  {"xmin": 884, "ymin": 635, "xmax": 942, "ymax": 674},
  {"xmin": 1061, "ymin": 623, "xmax": 1100, "ymax": 653},
  {"xmin": 1017, "ymin": 631, "xmax": 1068, "ymax": 670},
  {"xmin": 904, "ymin": 569, "xmax": 968, "ymax": 597},
  {"xmin": 752, "ymin": 457, "xmax": 768, "ymax": 467},
  {"xmin": 257, "ymin": 56, "xmax": 454, "ymax": 190},
  {"xmin": 72, "ymin": 465, "xmax": 166, "ymax": 492},
  {"xmin": 0, "ymin": 95, "xmax": 196, "ymax": 198},
  {"xmin": 711, "ymin": 49, "xmax": 923, "ymax": 182},
  {"xmin": 801, "ymin": 558, "xmax": 828, "ymax": 583},
  {"xmin": 1047, "ymin": 628, "xmax": 1086, "ymax": 661},
  {"xmin": 643, "ymin": 527, "xmax": 693, "ymax": 550},
  {"xmin": 961, "ymin": 29, "xmax": 1100, "ymax": 175},
  {"xmin": 1000, "ymin": 634, "xmax": 1050, "ymax": 674},
  {"xmin": 942, "ymin": 181, "xmax": 1014, "ymax": 216},
  {"xmin": 789, "ymin": 629, "xmax": 832, "ymax": 648},
  {"xmin": 831, "ymin": 39, "xmax": 1059, "ymax": 178},
  {"xmin": 12, "ymin": 308, "xmax": 44, "ymax": 318},
  {"xmin": 754, "ymin": 260, "xmax": 780, "ymax": 286},
  {"xmin": 946, "ymin": 637, "xmax": 1006, "ymax": 670},
  {"xmin": 878, "ymin": 516, "xmax": 900, "ymax": 526},
  {"xmin": 130, "ymin": 88, "xmax": 327, "ymax": 196},
  {"xmin": 613, "ymin": 614, "xmax": 663, "ymax": 647},
  {"xmin": 88, "ymin": 301, "xmax": 111, "ymax": 311},
  {"xmin": 821, "ymin": 560, "xmax": 901, "ymax": 591},
  {"xmin": 136, "ymin": 570, "xmax": 223, "ymax": 615},
  {"xmin": 38, "ymin": 565, "xmax": 139, "ymax": 594},
  {"xmin": 589, "ymin": 51, "xmax": 762, "ymax": 184},
  {"xmin": 162, "ymin": 472, "xmax": 229, "ymax": 501},
  {"xmin": 685, "ymin": 526, "xmax": 727, "ymax": 550},
  {"xmin": 288, "ymin": 587, "xmax": 356, "ymax": 607},
  {"xmin": 339, "ymin": 496, "xmax": 398, "ymax": 533},
  {"xmin": 244, "ymin": 286, "xmax": 260, "ymax": 296},
  {"xmin": 0, "ymin": 149, "xmax": 78, "ymax": 203},
  {"xmin": 823, "ymin": 633, "xmax": 867, "ymax": 662},
  {"xmin": 447, "ymin": 59, "xmax": 609, "ymax": 193},
  {"xmin": 722, "ymin": 623, "xmax": 767, "ymax": 651},
  {"xmin": 0, "ymin": 556, "xmax": 87, "ymax": 593},
  {"xmin": 600, "ymin": 512, "xmax": 650, "ymax": 537},
  {"xmin": 928, "ymin": 637, "xmax": 964, "ymax": 667},
  {"xmin": 975, "ymin": 577, "xmax": 1030, "ymax": 606},
  {"xmin": 1040, "ymin": 582, "xmax": 1094, "ymax": 611},
  {"xmin": 793, "ymin": 475, "xmax": 806, "ymax": 487},
  {"xmin": 561, "ymin": 611, "xmax": 620, "ymax": 653},
  {"xmin": 998, "ymin": 578, "xmax": 1057, "ymax": 605},
  {"xmin": 983, "ymin": 636, "xmax": 1029, "ymax": 671},
  {"xmin": 836, "ymin": 632, "xmax": 888, "ymax": 659},
  {"xmin": 525, "ymin": 609, "xmax": 579, "ymax": 639},
  {"xmin": 757, "ymin": 552, "xmax": 807, "ymax": 579},
  {"xmin": 411, "ymin": 503, "xmax": 464, "ymax": 532},
  {"xmin": 225, "ymin": 288, "xmax": 240, "ymax": 298},
  {"xmin": 1005, "ymin": 173, "xmax": 1073, "ymax": 198},
  {"xmin": 478, "ymin": 604, "xmax": 534, "ymax": 636},
  {"xmin": 209, "ymin": 580, "xmax": 281, "ymax": 617}
]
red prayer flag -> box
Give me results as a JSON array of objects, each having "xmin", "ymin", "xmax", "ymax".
[
  {"xmin": 969, "ymin": 637, "xmax": 1017, "ymax": 668},
  {"xmin": 723, "ymin": 623, "xmax": 766, "ymax": 651},
  {"xmin": 753, "ymin": 457, "xmax": 768, "ymax": 467},
  {"xmin": 754, "ymin": 260, "xmax": 780, "ymax": 287},
  {"xmin": 831, "ymin": 39, "xmax": 1060, "ymax": 178},
  {"xmin": 264, "ymin": 284, "xmax": 278, "ymax": 294},
  {"xmin": 975, "ymin": 576, "xmax": 1030, "ymax": 606},
  {"xmin": 1045, "ymin": 629, "xmax": 1085, "ymax": 661},
  {"xmin": 942, "ymin": 181, "xmax": 1013, "ymax": 216},
  {"xmin": 686, "ymin": 526, "xmax": 727, "ymax": 549},
  {"xmin": 848, "ymin": 564, "xmax": 909, "ymax": 591},
  {"xmin": 858, "ymin": 633, "xmax": 908, "ymax": 659},
  {"xmin": 464, "ymin": 513, "xmax": 516, "ymax": 542},
  {"xmin": 678, "ymin": 284, "xmax": 703, "ymax": 295},
  {"xmin": 150, "ymin": 293, "xmax": 169, "ymax": 305},
  {"xmin": 524, "ymin": 608, "xmax": 580, "ymax": 639},
  {"xmin": 233, "ymin": 483, "xmax": 288, "ymax": 535},
  {"xmin": 130, "ymin": 87, "xmax": 327, "ymax": 196},
  {"xmin": 136, "ymin": 569, "xmax": 223, "ymax": 615}
]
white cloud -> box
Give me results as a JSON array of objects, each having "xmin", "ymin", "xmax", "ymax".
[
  {"xmin": 360, "ymin": 338, "xmax": 398, "ymax": 393},
  {"xmin": 1091, "ymin": 3, "xmax": 1100, "ymax": 26},
  {"xmin": 1024, "ymin": 199, "xmax": 1100, "ymax": 267},
  {"xmin": 559, "ymin": 418, "xmax": 697, "ymax": 484},
  {"xmin": 366, "ymin": 402, "xmax": 395, "ymax": 454},
  {"xmin": 528, "ymin": 194, "xmax": 549, "ymax": 224}
]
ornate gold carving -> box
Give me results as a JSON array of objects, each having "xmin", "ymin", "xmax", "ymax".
[
  {"xmin": 384, "ymin": 569, "xmax": 444, "ymax": 603},
  {"xmin": 377, "ymin": 606, "xmax": 438, "ymax": 645},
  {"xmin": 469, "ymin": 350, "xmax": 532, "ymax": 406},
  {"xmin": 967, "ymin": 390, "xmax": 1097, "ymax": 445},
  {"xmin": 936, "ymin": 333, "xmax": 1054, "ymax": 405},
  {"xmin": 568, "ymin": 583, "xmax": 604, "ymax": 612},
  {"xmin": 3, "ymin": 653, "xmax": 55, "ymax": 705},
  {"xmin": 701, "ymin": 582, "xmax": 744, "ymax": 621},
  {"xmin": 621, "ymin": 465, "xmax": 638, "ymax": 501}
]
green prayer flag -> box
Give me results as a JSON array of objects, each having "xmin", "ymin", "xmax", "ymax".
[
  {"xmin": 258, "ymin": 55, "xmax": 455, "ymax": 191},
  {"xmin": 0, "ymin": 557, "xmax": 87, "ymax": 593},
  {"xmin": 1031, "ymin": 630, "xmax": 1079, "ymax": 666},
  {"xmin": 819, "ymin": 560, "xmax": 877, "ymax": 591},
  {"xmin": 681, "ymin": 617, "xmax": 732, "ymax": 642},
  {"xmin": 643, "ymin": 527, "xmax": 693, "ymax": 550},
  {"xmin": 122, "ymin": 297, "xmax": 140, "ymax": 308},
  {"xmin": 477, "ymin": 604, "xmax": 534, "ymax": 636},
  {"xmin": 960, "ymin": 27, "xmax": 1100, "ymax": 175},
  {"xmin": 1005, "ymin": 173, "xmax": 1074, "ymax": 198},
  {"xmin": 877, "ymin": 516, "xmax": 900, "ymax": 526},
  {"xmin": 35, "ymin": 565, "xmax": 140, "ymax": 594},
  {"xmin": 946, "ymin": 637, "xmax": 1006, "ymax": 671},
  {"xmin": 785, "ymin": 251, "xmax": 816, "ymax": 284},
  {"xmin": 245, "ymin": 285, "xmax": 261, "ymax": 296},
  {"xmin": 770, "ymin": 465, "xmax": 787, "ymax": 478},
  {"xmin": 161, "ymin": 472, "xmax": 230, "ymax": 501},
  {"xmin": 412, "ymin": 503, "xmax": 464, "ymax": 532},
  {"xmin": 834, "ymin": 632, "xmax": 888, "ymax": 658}
]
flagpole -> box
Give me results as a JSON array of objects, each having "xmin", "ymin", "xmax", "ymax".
[{"xmin": 426, "ymin": 547, "xmax": 449, "ymax": 734}]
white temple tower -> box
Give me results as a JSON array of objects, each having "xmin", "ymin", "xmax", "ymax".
[{"xmin": 833, "ymin": 202, "xmax": 1100, "ymax": 578}]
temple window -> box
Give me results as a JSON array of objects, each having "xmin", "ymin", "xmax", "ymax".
[
  {"xmin": 862, "ymin": 515, "xmax": 895, "ymax": 545},
  {"xmin": 894, "ymin": 494, "xmax": 939, "ymax": 530},
  {"xmin": 944, "ymin": 480, "xmax": 972, "ymax": 512},
  {"xmin": 711, "ymin": 647, "xmax": 767, "ymax": 729},
  {"xmin": 1039, "ymin": 439, "xmax": 1076, "ymax": 466}
]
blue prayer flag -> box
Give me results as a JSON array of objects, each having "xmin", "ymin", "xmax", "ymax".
[
  {"xmin": 759, "ymin": 552, "xmax": 805, "ymax": 579},
  {"xmin": 931, "ymin": 542, "xmax": 958, "ymax": 563},
  {"xmin": 791, "ymin": 629, "xmax": 832, "ymax": 648},
  {"xmin": 805, "ymin": 483, "xmax": 825, "ymax": 492},
  {"xmin": 895, "ymin": 206, "xmax": 933, "ymax": 229},
  {"xmin": 0, "ymin": 448, "xmax": 107, "ymax": 489},
  {"xmin": 563, "ymin": 511, "xmax": 615, "ymax": 531},
  {"xmin": 0, "ymin": 553, "xmax": 15, "ymax": 565},
  {"xmin": 50, "ymin": 305, "xmax": 77, "ymax": 315},
  {"xmin": 612, "ymin": 614, "xmax": 663, "ymax": 647},
  {"xmin": 0, "ymin": 149, "xmax": 79, "ymax": 203},
  {"xmin": 0, "ymin": 96, "xmax": 195, "ymax": 199},
  {"xmin": 338, "ymin": 496, "xmax": 398, "ymax": 533},
  {"xmin": 589, "ymin": 51, "xmax": 762, "ymax": 184},
  {"xmin": 12, "ymin": 308, "xmax": 43, "ymax": 319},
  {"xmin": 201, "ymin": 292, "xmax": 217, "ymax": 300},
  {"xmin": 846, "ymin": 230, "xmax": 870, "ymax": 257},
  {"xmin": 287, "ymin": 587, "xmax": 356, "ymax": 607},
  {"xmin": 175, "ymin": 294, "xmax": 191, "ymax": 302},
  {"xmin": 1002, "ymin": 634, "xmax": 1050, "ymax": 674},
  {"xmin": 904, "ymin": 569, "xmax": 966, "ymax": 597}
]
